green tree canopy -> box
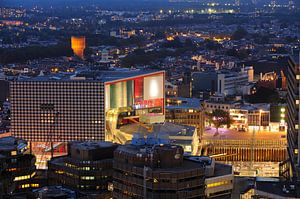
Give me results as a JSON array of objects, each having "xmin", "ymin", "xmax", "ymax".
[{"xmin": 206, "ymin": 109, "xmax": 232, "ymax": 136}]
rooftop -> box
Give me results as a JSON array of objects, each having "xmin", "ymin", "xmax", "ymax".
[
  {"xmin": 116, "ymin": 144, "xmax": 205, "ymax": 172},
  {"xmin": 255, "ymin": 178, "xmax": 297, "ymax": 198},
  {"xmin": 185, "ymin": 156, "xmax": 232, "ymax": 177},
  {"xmin": 17, "ymin": 69, "xmax": 164, "ymax": 83},
  {"xmin": 166, "ymin": 97, "xmax": 202, "ymax": 110},
  {"xmin": 203, "ymin": 128, "xmax": 286, "ymax": 141},
  {"xmin": 238, "ymin": 103, "xmax": 270, "ymax": 111},
  {"xmin": 70, "ymin": 141, "xmax": 116, "ymax": 150},
  {"xmin": 120, "ymin": 122, "xmax": 196, "ymax": 137},
  {"xmin": 32, "ymin": 186, "xmax": 76, "ymax": 198},
  {"xmin": 0, "ymin": 136, "xmax": 27, "ymax": 152}
]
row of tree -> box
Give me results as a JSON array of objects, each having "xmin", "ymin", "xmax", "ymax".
[{"xmin": 0, "ymin": 44, "xmax": 73, "ymax": 64}]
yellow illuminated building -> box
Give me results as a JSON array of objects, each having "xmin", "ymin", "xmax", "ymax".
[{"xmin": 71, "ymin": 36, "xmax": 86, "ymax": 59}]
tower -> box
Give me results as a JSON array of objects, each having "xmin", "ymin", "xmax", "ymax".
[{"xmin": 71, "ymin": 36, "xmax": 86, "ymax": 59}]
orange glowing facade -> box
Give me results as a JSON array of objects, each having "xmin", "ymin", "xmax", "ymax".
[{"xmin": 71, "ymin": 36, "xmax": 85, "ymax": 59}]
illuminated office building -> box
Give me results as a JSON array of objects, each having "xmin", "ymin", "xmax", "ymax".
[
  {"xmin": 48, "ymin": 141, "xmax": 118, "ymax": 197},
  {"xmin": 113, "ymin": 135, "xmax": 206, "ymax": 199},
  {"xmin": 11, "ymin": 70, "xmax": 165, "ymax": 162},
  {"xmin": 71, "ymin": 36, "xmax": 86, "ymax": 59},
  {"xmin": 287, "ymin": 55, "xmax": 300, "ymax": 187},
  {"xmin": 0, "ymin": 137, "xmax": 38, "ymax": 196}
]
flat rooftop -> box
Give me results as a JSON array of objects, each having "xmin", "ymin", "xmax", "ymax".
[
  {"xmin": 166, "ymin": 97, "xmax": 202, "ymax": 110},
  {"xmin": 185, "ymin": 156, "xmax": 233, "ymax": 177},
  {"xmin": 203, "ymin": 128, "xmax": 286, "ymax": 141},
  {"xmin": 120, "ymin": 122, "xmax": 196, "ymax": 137},
  {"xmin": 116, "ymin": 144, "xmax": 205, "ymax": 172},
  {"xmin": 70, "ymin": 141, "xmax": 116, "ymax": 150},
  {"xmin": 255, "ymin": 178, "xmax": 297, "ymax": 198},
  {"xmin": 0, "ymin": 136, "xmax": 27, "ymax": 151},
  {"xmin": 17, "ymin": 69, "xmax": 164, "ymax": 83}
]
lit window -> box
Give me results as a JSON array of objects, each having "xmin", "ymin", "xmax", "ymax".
[
  {"xmin": 11, "ymin": 151, "xmax": 17, "ymax": 156},
  {"xmin": 81, "ymin": 176, "xmax": 95, "ymax": 180},
  {"xmin": 296, "ymin": 125, "xmax": 299, "ymax": 130},
  {"xmin": 297, "ymin": 75, "xmax": 300, "ymax": 80}
]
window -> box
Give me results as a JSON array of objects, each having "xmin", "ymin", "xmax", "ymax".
[{"xmin": 81, "ymin": 176, "xmax": 95, "ymax": 180}]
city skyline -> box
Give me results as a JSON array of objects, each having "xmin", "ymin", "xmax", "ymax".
[{"xmin": 0, "ymin": 0, "xmax": 299, "ymax": 198}]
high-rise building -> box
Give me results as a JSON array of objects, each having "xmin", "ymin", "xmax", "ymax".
[
  {"xmin": 71, "ymin": 36, "xmax": 86, "ymax": 59},
  {"xmin": 48, "ymin": 141, "xmax": 118, "ymax": 197},
  {"xmin": 287, "ymin": 55, "xmax": 300, "ymax": 186},
  {"xmin": 113, "ymin": 137, "xmax": 206, "ymax": 199},
  {"xmin": 0, "ymin": 137, "xmax": 39, "ymax": 196}
]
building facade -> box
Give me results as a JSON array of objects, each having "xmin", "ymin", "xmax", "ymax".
[
  {"xmin": 11, "ymin": 70, "xmax": 165, "ymax": 168},
  {"xmin": 165, "ymin": 97, "xmax": 205, "ymax": 137},
  {"xmin": 0, "ymin": 137, "xmax": 38, "ymax": 196},
  {"xmin": 11, "ymin": 80, "xmax": 105, "ymax": 142},
  {"xmin": 192, "ymin": 68, "xmax": 252, "ymax": 99},
  {"xmin": 113, "ymin": 136, "xmax": 206, "ymax": 199},
  {"xmin": 11, "ymin": 70, "xmax": 165, "ymax": 143},
  {"xmin": 48, "ymin": 141, "xmax": 118, "ymax": 197},
  {"xmin": 287, "ymin": 56, "xmax": 300, "ymax": 188}
]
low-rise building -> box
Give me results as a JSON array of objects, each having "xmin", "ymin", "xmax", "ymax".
[
  {"xmin": 230, "ymin": 103, "xmax": 270, "ymax": 132},
  {"xmin": 166, "ymin": 97, "xmax": 205, "ymax": 136},
  {"xmin": 192, "ymin": 68, "xmax": 252, "ymax": 99},
  {"xmin": 119, "ymin": 122, "xmax": 200, "ymax": 155},
  {"xmin": 186, "ymin": 156, "xmax": 234, "ymax": 198}
]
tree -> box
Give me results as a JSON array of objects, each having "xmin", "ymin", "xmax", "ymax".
[
  {"xmin": 206, "ymin": 109, "xmax": 232, "ymax": 136},
  {"xmin": 231, "ymin": 27, "xmax": 248, "ymax": 40}
]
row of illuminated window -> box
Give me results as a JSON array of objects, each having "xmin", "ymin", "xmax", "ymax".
[
  {"xmin": 11, "ymin": 92, "xmax": 104, "ymax": 96},
  {"xmin": 65, "ymin": 164, "xmax": 106, "ymax": 171},
  {"xmin": 81, "ymin": 176, "xmax": 95, "ymax": 180},
  {"xmin": 13, "ymin": 128, "xmax": 102, "ymax": 132},
  {"xmin": 54, "ymin": 170, "xmax": 108, "ymax": 180},
  {"xmin": 12, "ymin": 101, "xmax": 104, "ymax": 105},
  {"xmin": 207, "ymin": 180, "xmax": 232, "ymax": 188},
  {"xmin": 12, "ymin": 85, "xmax": 104, "ymax": 89},
  {"xmin": 19, "ymin": 183, "xmax": 39, "ymax": 189},
  {"xmin": 14, "ymin": 172, "xmax": 36, "ymax": 181}
]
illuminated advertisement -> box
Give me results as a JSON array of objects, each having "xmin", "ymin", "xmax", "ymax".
[{"xmin": 105, "ymin": 72, "xmax": 164, "ymax": 113}]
